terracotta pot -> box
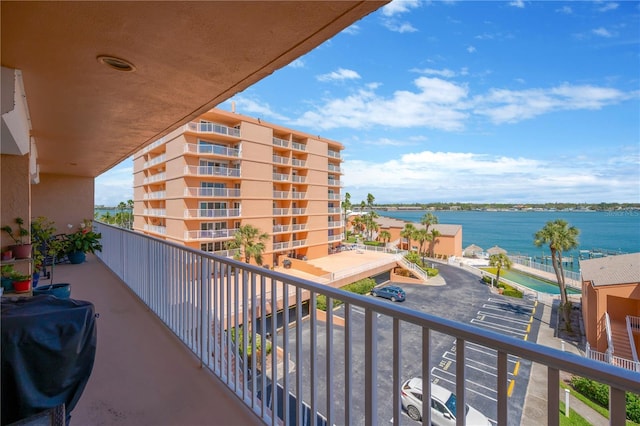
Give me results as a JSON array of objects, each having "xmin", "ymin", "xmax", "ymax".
[
  {"xmin": 10, "ymin": 244, "xmax": 32, "ymax": 259},
  {"xmin": 12, "ymin": 278, "xmax": 31, "ymax": 293}
]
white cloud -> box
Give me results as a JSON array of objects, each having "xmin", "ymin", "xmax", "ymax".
[
  {"xmin": 597, "ymin": 2, "xmax": 619, "ymax": 12},
  {"xmin": 95, "ymin": 159, "xmax": 134, "ymax": 206},
  {"xmin": 342, "ymin": 149, "xmax": 639, "ymax": 203},
  {"xmin": 381, "ymin": 0, "xmax": 422, "ymax": 17},
  {"xmin": 467, "ymin": 45, "xmax": 477, "ymax": 53},
  {"xmin": 292, "ymin": 77, "xmax": 469, "ymax": 131},
  {"xmin": 288, "ymin": 59, "xmax": 305, "ymax": 68},
  {"xmin": 592, "ymin": 27, "xmax": 614, "ymax": 37},
  {"xmin": 556, "ymin": 6, "xmax": 572, "ymax": 14},
  {"xmin": 224, "ymin": 97, "xmax": 289, "ymax": 122},
  {"xmin": 509, "ymin": 0, "xmax": 525, "ymax": 8},
  {"xmin": 317, "ymin": 68, "xmax": 361, "ymax": 82},
  {"xmin": 412, "ymin": 68, "xmax": 457, "ymax": 78},
  {"xmin": 383, "ymin": 20, "xmax": 418, "ymax": 33},
  {"xmin": 473, "ymin": 84, "xmax": 628, "ymax": 124},
  {"xmin": 342, "ymin": 24, "xmax": 361, "ymax": 35}
]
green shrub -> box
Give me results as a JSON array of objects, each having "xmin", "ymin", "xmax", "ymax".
[
  {"xmin": 316, "ymin": 278, "xmax": 376, "ymax": 311},
  {"xmin": 364, "ymin": 241, "xmax": 384, "ymax": 247},
  {"xmin": 229, "ymin": 326, "xmax": 272, "ymax": 358},
  {"xmin": 571, "ymin": 376, "xmax": 640, "ymax": 423}
]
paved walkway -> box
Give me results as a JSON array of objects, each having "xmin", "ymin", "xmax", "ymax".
[{"xmin": 521, "ymin": 299, "xmax": 609, "ymax": 426}]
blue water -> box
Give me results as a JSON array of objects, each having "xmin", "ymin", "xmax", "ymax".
[{"xmin": 377, "ymin": 210, "xmax": 640, "ymax": 271}]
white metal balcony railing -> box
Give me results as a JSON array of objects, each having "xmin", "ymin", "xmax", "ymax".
[
  {"xmin": 328, "ymin": 234, "xmax": 343, "ymax": 242},
  {"xmin": 143, "ymin": 172, "xmax": 166, "ymax": 184},
  {"xmin": 142, "ymin": 224, "xmax": 166, "ymax": 235},
  {"xmin": 328, "ymin": 193, "xmax": 341, "ymax": 200},
  {"xmin": 273, "ymin": 225, "xmax": 289, "ymax": 233},
  {"xmin": 327, "ymin": 207, "xmax": 341, "ymax": 214},
  {"xmin": 143, "ymin": 209, "xmax": 166, "ymax": 217},
  {"xmin": 291, "ymin": 159, "xmax": 306, "ymax": 167},
  {"xmin": 586, "ymin": 343, "xmax": 640, "ymax": 372},
  {"xmin": 327, "ymin": 221, "xmax": 342, "ymax": 228},
  {"xmin": 184, "ymin": 187, "xmax": 241, "ymax": 198},
  {"xmin": 273, "ymin": 155, "xmax": 289, "ymax": 165},
  {"xmin": 291, "ymin": 224, "xmax": 306, "ymax": 231},
  {"xmin": 186, "ymin": 121, "xmax": 241, "ymax": 137},
  {"xmin": 272, "ymin": 241, "xmax": 290, "ymax": 251},
  {"xmin": 328, "ymin": 179, "xmax": 340, "ymax": 186},
  {"xmin": 273, "ymin": 173, "xmax": 289, "ymax": 182},
  {"xmin": 291, "ymin": 142, "xmax": 306, "ymax": 151},
  {"xmin": 143, "ymin": 191, "xmax": 166, "ymax": 200},
  {"xmin": 291, "ymin": 208, "xmax": 306, "ymax": 215},
  {"xmin": 185, "ymin": 143, "xmax": 241, "ymax": 158},
  {"xmin": 94, "ymin": 222, "xmax": 640, "ymax": 426},
  {"xmin": 328, "ymin": 164, "xmax": 341, "ymax": 173},
  {"xmin": 185, "ymin": 229, "xmax": 235, "ymax": 240},
  {"xmin": 272, "ymin": 137, "xmax": 289, "ymax": 148},
  {"xmin": 628, "ymin": 315, "xmax": 640, "ymax": 363},
  {"xmin": 509, "ymin": 256, "xmax": 581, "ymax": 287},
  {"xmin": 273, "ymin": 208, "xmax": 289, "ymax": 216},
  {"xmin": 142, "ymin": 137, "xmax": 166, "ymax": 153},
  {"xmin": 292, "ymin": 192, "xmax": 306, "ymax": 199},
  {"xmin": 143, "ymin": 154, "xmax": 167, "ymax": 169},
  {"xmin": 273, "ymin": 191, "xmax": 289, "ymax": 199},
  {"xmin": 185, "ymin": 165, "xmax": 241, "ymax": 178},
  {"xmin": 184, "ymin": 208, "xmax": 241, "ymax": 218},
  {"xmin": 291, "ymin": 175, "xmax": 306, "ymax": 183},
  {"xmin": 327, "ymin": 150, "xmax": 340, "ymax": 159},
  {"xmin": 291, "ymin": 239, "xmax": 307, "ymax": 248}
]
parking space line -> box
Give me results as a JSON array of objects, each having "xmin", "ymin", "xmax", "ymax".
[
  {"xmin": 481, "ymin": 304, "xmax": 534, "ymax": 315},
  {"xmin": 470, "ymin": 319, "xmax": 528, "ymax": 337},
  {"xmin": 466, "ymin": 344, "xmax": 521, "ymax": 364},
  {"xmin": 476, "ymin": 311, "xmax": 532, "ymax": 325},
  {"xmin": 431, "ymin": 369, "xmax": 498, "ymax": 402},
  {"xmin": 488, "ymin": 297, "xmax": 534, "ymax": 307}
]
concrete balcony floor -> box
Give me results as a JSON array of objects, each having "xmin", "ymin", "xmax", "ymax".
[{"xmin": 48, "ymin": 255, "xmax": 261, "ymax": 426}]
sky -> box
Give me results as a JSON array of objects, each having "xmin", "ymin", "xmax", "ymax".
[{"xmin": 95, "ymin": 0, "xmax": 640, "ymax": 206}]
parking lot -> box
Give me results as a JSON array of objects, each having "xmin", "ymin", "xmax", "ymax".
[{"xmin": 276, "ymin": 263, "xmax": 542, "ymax": 425}]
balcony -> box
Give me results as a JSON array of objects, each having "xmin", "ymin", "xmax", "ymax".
[
  {"xmin": 86, "ymin": 223, "xmax": 638, "ymax": 426},
  {"xmin": 292, "ymin": 191, "xmax": 306, "ymax": 199},
  {"xmin": 143, "ymin": 154, "xmax": 167, "ymax": 168},
  {"xmin": 291, "ymin": 239, "xmax": 307, "ymax": 247},
  {"xmin": 291, "ymin": 224, "xmax": 307, "ymax": 231},
  {"xmin": 328, "ymin": 149, "xmax": 340, "ymax": 159},
  {"xmin": 184, "ymin": 187, "xmax": 241, "ymax": 198},
  {"xmin": 143, "ymin": 191, "xmax": 166, "ymax": 200},
  {"xmin": 185, "ymin": 229, "xmax": 235, "ymax": 240},
  {"xmin": 272, "ymin": 137, "xmax": 289, "ymax": 148},
  {"xmin": 328, "ymin": 179, "xmax": 341, "ymax": 186},
  {"xmin": 273, "ymin": 208, "xmax": 289, "ymax": 216},
  {"xmin": 142, "ymin": 224, "xmax": 166, "ymax": 235},
  {"xmin": 185, "ymin": 165, "xmax": 241, "ymax": 178},
  {"xmin": 328, "ymin": 234, "xmax": 343, "ymax": 242},
  {"xmin": 143, "ymin": 208, "xmax": 166, "ymax": 217},
  {"xmin": 143, "ymin": 172, "xmax": 166, "ymax": 184},
  {"xmin": 328, "ymin": 221, "xmax": 342, "ymax": 228},
  {"xmin": 291, "ymin": 158, "xmax": 306, "ymax": 167},
  {"xmin": 185, "ymin": 143, "xmax": 240, "ymax": 158},
  {"xmin": 272, "ymin": 154, "xmax": 289, "ymax": 165},
  {"xmin": 291, "ymin": 208, "xmax": 306, "ymax": 215},
  {"xmin": 184, "ymin": 208, "xmax": 241, "ymax": 218},
  {"xmin": 291, "ymin": 175, "xmax": 306, "ymax": 183},
  {"xmin": 291, "ymin": 141, "xmax": 306, "ymax": 151},
  {"xmin": 273, "ymin": 190, "xmax": 289, "ymax": 199},
  {"xmin": 185, "ymin": 121, "xmax": 241, "ymax": 137},
  {"xmin": 328, "ymin": 207, "xmax": 341, "ymax": 214},
  {"xmin": 273, "ymin": 173, "xmax": 289, "ymax": 182},
  {"xmin": 273, "ymin": 225, "xmax": 290, "ymax": 233},
  {"xmin": 328, "ymin": 193, "xmax": 341, "ymax": 200},
  {"xmin": 328, "ymin": 164, "xmax": 341, "ymax": 173},
  {"xmin": 272, "ymin": 241, "xmax": 290, "ymax": 251}
]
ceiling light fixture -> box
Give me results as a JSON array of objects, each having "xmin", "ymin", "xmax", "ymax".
[{"xmin": 97, "ymin": 55, "xmax": 136, "ymax": 72}]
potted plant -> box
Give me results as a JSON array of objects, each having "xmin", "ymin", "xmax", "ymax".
[
  {"xmin": 30, "ymin": 216, "xmax": 58, "ymax": 286},
  {"xmin": 33, "ymin": 237, "xmax": 71, "ymax": 299},
  {"xmin": 1, "ymin": 217, "xmax": 32, "ymax": 259},
  {"xmin": 8, "ymin": 270, "xmax": 31, "ymax": 293},
  {"xmin": 1, "ymin": 264, "xmax": 15, "ymax": 292},
  {"xmin": 65, "ymin": 220, "xmax": 102, "ymax": 264}
]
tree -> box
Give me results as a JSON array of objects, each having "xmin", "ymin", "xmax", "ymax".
[
  {"xmin": 400, "ymin": 223, "xmax": 416, "ymax": 251},
  {"xmin": 420, "ymin": 212, "xmax": 439, "ymax": 233},
  {"xmin": 363, "ymin": 210, "xmax": 379, "ymax": 241},
  {"xmin": 414, "ymin": 228, "xmax": 429, "ymax": 264},
  {"xmin": 366, "ymin": 193, "xmax": 375, "ymax": 211},
  {"xmin": 379, "ymin": 230, "xmax": 391, "ymax": 246},
  {"xmin": 489, "ymin": 253, "xmax": 512, "ymax": 289},
  {"xmin": 427, "ymin": 228, "xmax": 441, "ymax": 257},
  {"xmin": 226, "ymin": 225, "xmax": 269, "ymax": 265},
  {"xmin": 341, "ymin": 192, "xmax": 352, "ymax": 240},
  {"xmin": 352, "ymin": 215, "xmax": 365, "ymax": 237},
  {"xmin": 534, "ymin": 219, "xmax": 580, "ymax": 329}
]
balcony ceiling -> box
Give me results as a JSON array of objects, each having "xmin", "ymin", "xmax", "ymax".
[{"xmin": 1, "ymin": 1, "xmax": 386, "ymax": 177}]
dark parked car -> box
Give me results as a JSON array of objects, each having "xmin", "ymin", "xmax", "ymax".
[{"xmin": 371, "ymin": 285, "xmax": 406, "ymax": 302}]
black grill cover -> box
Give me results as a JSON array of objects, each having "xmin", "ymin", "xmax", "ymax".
[{"xmin": 1, "ymin": 295, "xmax": 97, "ymax": 425}]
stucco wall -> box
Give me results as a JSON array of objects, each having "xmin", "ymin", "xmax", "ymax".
[
  {"xmin": 31, "ymin": 173, "xmax": 94, "ymax": 233},
  {"xmin": 1, "ymin": 154, "xmax": 31, "ymax": 250}
]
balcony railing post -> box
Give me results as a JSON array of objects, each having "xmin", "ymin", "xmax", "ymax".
[
  {"xmin": 422, "ymin": 328, "xmax": 431, "ymax": 426},
  {"xmin": 497, "ymin": 350, "xmax": 508, "ymax": 425},
  {"xmin": 456, "ymin": 339, "xmax": 465, "ymax": 426},
  {"xmin": 610, "ymin": 386, "xmax": 626, "ymax": 426},
  {"xmin": 548, "ymin": 367, "xmax": 560, "ymax": 426},
  {"xmin": 365, "ymin": 308, "xmax": 378, "ymax": 425}
]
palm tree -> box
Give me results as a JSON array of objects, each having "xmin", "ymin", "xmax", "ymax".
[
  {"xmin": 420, "ymin": 212, "xmax": 439, "ymax": 233},
  {"xmin": 379, "ymin": 230, "xmax": 391, "ymax": 246},
  {"xmin": 427, "ymin": 228, "xmax": 441, "ymax": 257},
  {"xmin": 341, "ymin": 192, "xmax": 352, "ymax": 239},
  {"xmin": 489, "ymin": 253, "xmax": 512, "ymax": 289},
  {"xmin": 226, "ymin": 225, "xmax": 269, "ymax": 265},
  {"xmin": 366, "ymin": 193, "xmax": 375, "ymax": 211},
  {"xmin": 534, "ymin": 219, "xmax": 580, "ymax": 329},
  {"xmin": 400, "ymin": 223, "xmax": 416, "ymax": 251},
  {"xmin": 364, "ymin": 210, "xmax": 379, "ymax": 241},
  {"xmin": 352, "ymin": 215, "xmax": 365, "ymax": 237},
  {"xmin": 414, "ymin": 228, "xmax": 429, "ymax": 264}
]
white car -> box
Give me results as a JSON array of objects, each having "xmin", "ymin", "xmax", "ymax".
[{"xmin": 400, "ymin": 377, "xmax": 491, "ymax": 425}]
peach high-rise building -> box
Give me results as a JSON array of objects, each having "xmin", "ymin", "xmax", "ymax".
[{"xmin": 133, "ymin": 108, "xmax": 344, "ymax": 267}]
